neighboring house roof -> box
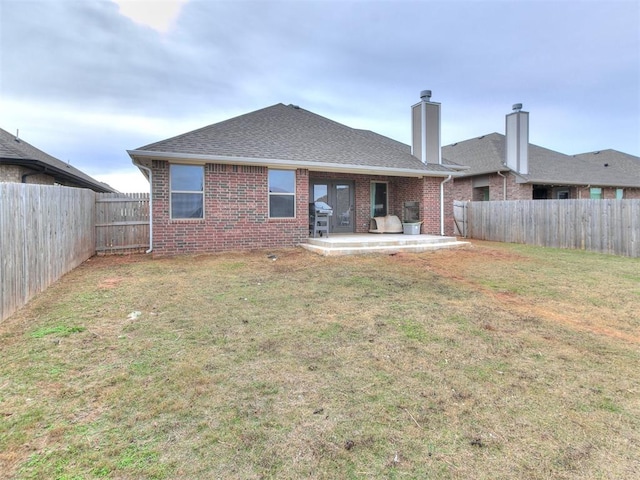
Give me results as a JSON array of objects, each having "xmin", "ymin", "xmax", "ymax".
[
  {"xmin": 443, "ymin": 132, "xmax": 640, "ymax": 188},
  {"xmin": 129, "ymin": 103, "xmax": 463, "ymax": 178},
  {"xmin": 0, "ymin": 128, "xmax": 116, "ymax": 192}
]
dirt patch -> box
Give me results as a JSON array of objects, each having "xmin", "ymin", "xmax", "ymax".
[
  {"xmin": 98, "ymin": 277, "xmax": 123, "ymax": 289},
  {"xmin": 392, "ymin": 242, "xmax": 640, "ymax": 344}
]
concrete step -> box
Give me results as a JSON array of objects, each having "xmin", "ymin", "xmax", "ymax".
[
  {"xmin": 305, "ymin": 234, "xmax": 460, "ymax": 249},
  {"xmin": 300, "ymin": 238, "xmax": 469, "ymax": 256}
]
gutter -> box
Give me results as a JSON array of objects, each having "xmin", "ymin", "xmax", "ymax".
[
  {"xmin": 132, "ymin": 159, "xmax": 153, "ymax": 254},
  {"xmin": 440, "ymin": 175, "xmax": 453, "ymax": 236},
  {"xmin": 21, "ymin": 165, "xmax": 47, "ymax": 183},
  {"xmin": 127, "ymin": 150, "xmax": 465, "ymax": 179}
]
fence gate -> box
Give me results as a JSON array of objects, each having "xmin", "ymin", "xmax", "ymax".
[
  {"xmin": 95, "ymin": 193, "xmax": 150, "ymax": 254},
  {"xmin": 453, "ymin": 200, "xmax": 469, "ymax": 237}
]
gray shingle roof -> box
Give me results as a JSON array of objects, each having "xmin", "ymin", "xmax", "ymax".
[
  {"xmin": 0, "ymin": 128, "xmax": 116, "ymax": 192},
  {"xmin": 134, "ymin": 103, "xmax": 457, "ymax": 175},
  {"xmin": 443, "ymin": 133, "xmax": 640, "ymax": 188}
]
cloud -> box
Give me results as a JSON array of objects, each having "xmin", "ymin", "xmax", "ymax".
[
  {"xmin": 0, "ymin": 0, "xmax": 638, "ymax": 176},
  {"xmin": 90, "ymin": 169, "xmax": 149, "ymax": 193},
  {"xmin": 112, "ymin": 0, "xmax": 188, "ymax": 33}
]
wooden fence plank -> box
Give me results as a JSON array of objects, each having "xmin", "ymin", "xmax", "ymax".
[
  {"xmin": 95, "ymin": 192, "xmax": 149, "ymax": 254},
  {"xmin": 1, "ymin": 184, "xmax": 96, "ymax": 322},
  {"xmin": 464, "ymin": 199, "xmax": 640, "ymax": 257},
  {"xmin": 1, "ymin": 186, "xmax": 150, "ymax": 322}
]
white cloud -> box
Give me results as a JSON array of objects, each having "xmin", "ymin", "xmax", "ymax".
[
  {"xmin": 112, "ymin": 0, "xmax": 188, "ymax": 33},
  {"xmin": 91, "ymin": 169, "xmax": 150, "ymax": 193}
]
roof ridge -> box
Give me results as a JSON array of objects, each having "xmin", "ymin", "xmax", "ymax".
[{"xmin": 138, "ymin": 103, "xmax": 288, "ymax": 150}]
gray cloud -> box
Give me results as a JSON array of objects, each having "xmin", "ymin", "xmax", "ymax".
[{"xmin": 1, "ymin": 0, "xmax": 638, "ymax": 189}]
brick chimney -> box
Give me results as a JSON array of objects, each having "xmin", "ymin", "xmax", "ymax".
[
  {"xmin": 411, "ymin": 90, "xmax": 441, "ymax": 164},
  {"xmin": 505, "ymin": 103, "xmax": 529, "ymax": 174}
]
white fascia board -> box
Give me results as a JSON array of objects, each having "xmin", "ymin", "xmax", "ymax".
[{"xmin": 127, "ymin": 150, "xmax": 465, "ymax": 178}]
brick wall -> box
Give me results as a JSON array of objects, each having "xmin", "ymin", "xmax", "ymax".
[
  {"xmin": 506, "ymin": 174, "xmax": 533, "ymax": 200},
  {"xmin": 620, "ymin": 188, "xmax": 640, "ymax": 199},
  {"xmin": 151, "ymin": 163, "xmax": 454, "ymax": 256},
  {"xmin": 151, "ymin": 161, "xmax": 308, "ymax": 256},
  {"xmin": 576, "ymin": 186, "xmax": 640, "ymax": 200},
  {"xmin": 0, "ymin": 165, "xmax": 55, "ymax": 185},
  {"xmin": 453, "ymin": 172, "xmax": 640, "ymax": 201},
  {"xmin": 0, "ymin": 165, "xmax": 22, "ymax": 182},
  {"xmin": 310, "ymin": 172, "xmax": 447, "ymax": 235}
]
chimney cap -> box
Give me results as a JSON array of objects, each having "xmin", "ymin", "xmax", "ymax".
[
  {"xmin": 420, "ymin": 90, "xmax": 432, "ymax": 101},
  {"xmin": 512, "ymin": 103, "xmax": 523, "ymax": 112}
]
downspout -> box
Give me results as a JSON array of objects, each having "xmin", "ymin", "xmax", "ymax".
[
  {"xmin": 497, "ymin": 171, "xmax": 507, "ymax": 200},
  {"xmin": 21, "ymin": 166, "xmax": 47, "ymax": 183},
  {"xmin": 132, "ymin": 159, "xmax": 153, "ymax": 254},
  {"xmin": 440, "ymin": 175, "xmax": 453, "ymax": 236}
]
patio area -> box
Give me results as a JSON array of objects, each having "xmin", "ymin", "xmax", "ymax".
[{"xmin": 300, "ymin": 233, "xmax": 469, "ymax": 256}]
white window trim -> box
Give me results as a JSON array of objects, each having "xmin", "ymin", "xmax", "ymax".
[
  {"xmin": 268, "ymin": 169, "xmax": 296, "ymax": 219},
  {"xmin": 170, "ymin": 164, "xmax": 204, "ymax": 220}
]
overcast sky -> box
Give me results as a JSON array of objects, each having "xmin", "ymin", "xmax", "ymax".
[{"xmin": 1, "ymin": 0, "xmax": 638, "ymax": 192}]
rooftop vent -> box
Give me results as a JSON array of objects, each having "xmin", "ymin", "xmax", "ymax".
[
  {"xmin": 512, "ymin": 103, "xmax": 523, "ymax": 112},
  {"xmin": 420, "ymin": 90, "xmax": 432, "ymax": 101}
]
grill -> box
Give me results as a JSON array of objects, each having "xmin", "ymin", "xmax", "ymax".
[{"xmin": 309, "ymin": 201, "xmax": 333, "ymax": 237}]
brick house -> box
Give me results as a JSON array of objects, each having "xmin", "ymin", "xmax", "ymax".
[
  {"xmin": 128, "ymin": 92, "xmax": 465, "ymax": 256},
  {"xmin": 444, "ymin": 105, "xmax": 640, "ymax": 201},
  {"xmin": 0, "ymin": 127, "xmax": 116, "ymax": 192}
]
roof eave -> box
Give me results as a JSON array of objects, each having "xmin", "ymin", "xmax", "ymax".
[
  {"xmin": 523, "ymin": 178, "xmax": 640, "ymax": 188},
  {"xmin": 458, "ymin": 167, "xmax": 512, "ymax": 177},
  {"xmin": 127, "ymin": 150, "xmax": 464, "ymax": 178},
  {"xmin": 0, "ymin": 157, "xmax": 116, "ymax": 192}
]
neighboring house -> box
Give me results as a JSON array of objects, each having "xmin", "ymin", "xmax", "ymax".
[
  {"xmin": 128, "ymin": 92, "xmax": 466, "ymax": 256},
  {"xmin": 443, "ymin": 106, "xmax": 640, "ymax": 201},
  {"xmin": 0, "ymin": 128, "xmax": 116, "ymax": 192}
]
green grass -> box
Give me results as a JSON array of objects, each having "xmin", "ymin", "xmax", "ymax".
[
  {"xmin": 29, "ymin": 325, "xmax": 85, "ymax": 339},
  {"xmin": 1, "ymin": 242, "xmax": 639, "ymax": 479}
]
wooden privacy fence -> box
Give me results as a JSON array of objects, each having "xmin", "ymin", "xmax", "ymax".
[
  {"xmin": 1, "ymin": 184, "xmax": 96, "ymax": 322},
  {"xmin": 96, "ymin": 192, "xmax": 150, "ymax": 254},
  {"xmin": 456, "ymin": 199, "xmax": 640, "ymax": 257},
  {"xmin": 1, "ymin": 185, "xmax": 150, "ymax": 322}
]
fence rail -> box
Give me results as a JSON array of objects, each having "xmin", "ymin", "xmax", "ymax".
[{"xmin": 458, "ymin": 199, "xmax": 640, "ymax": 257}]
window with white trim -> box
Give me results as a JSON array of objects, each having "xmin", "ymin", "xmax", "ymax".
[
  {"xmin": 268, "ymin": 169, "xmax": 295, "ymax": 218},
  {"xmin": 170, "ymin": 164, "xmax": 204, "ymax": 219}
]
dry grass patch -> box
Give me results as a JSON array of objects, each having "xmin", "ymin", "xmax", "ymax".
[{"xmin": 1, "ymin": 242, "xmax": 639, "ymax": 479}]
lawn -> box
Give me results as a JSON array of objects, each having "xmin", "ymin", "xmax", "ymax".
[{"xmin": 1, "ymin": 241, "xmax": 639, "ymax": 479}]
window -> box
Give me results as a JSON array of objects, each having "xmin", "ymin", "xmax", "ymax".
[
  {"xmin": 269, "ymin": 169, "xmax": 295, "ymax": 218},
  {"xmin": 170, "ymin": 164, "xmax": 204, "ymax": 219},
  {"xmin": 616, "ymin": 188, "xmax": 624, "ymax": 200},
  {"xmin": 590, "ymin": 187, "xmax": 602, "ymax": 200},
  {"xmin": 532, "ymin": 187, "xmax": 549, "ymax": 199},
  {"xmin": 371, "ymin": 182, "xmax": 388, "ymax": 216},
  {"xmin": 473, "ymin": 186, "xmax": 489, "ymax": 201}
]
